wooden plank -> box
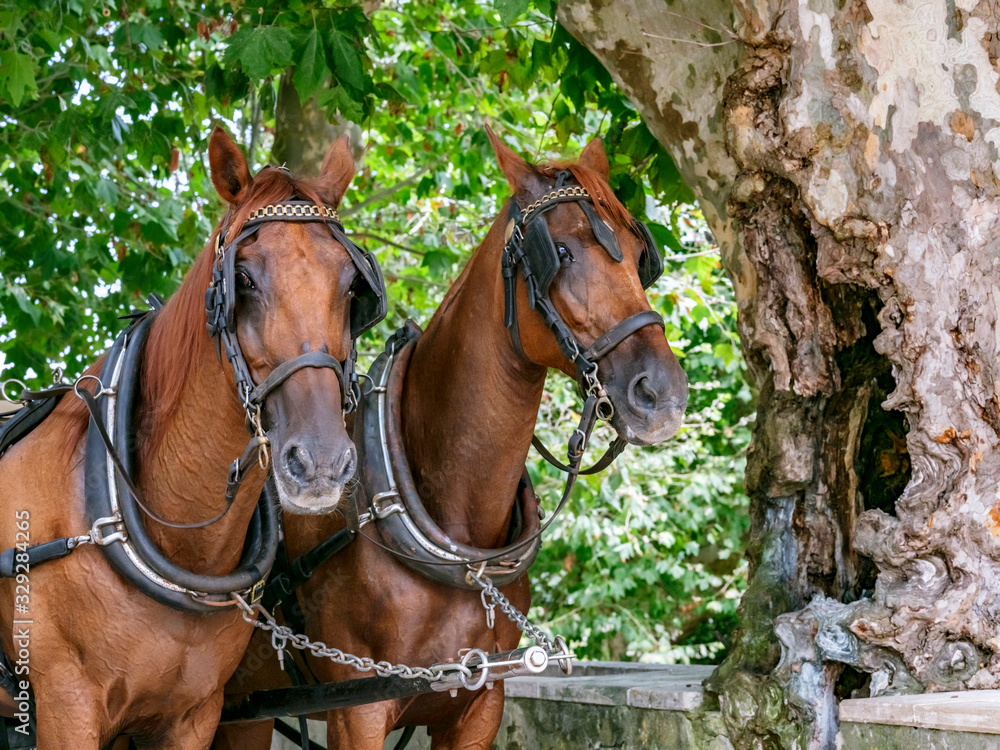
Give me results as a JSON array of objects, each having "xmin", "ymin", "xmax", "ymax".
[{"xmin": 840, "ymin": 691, "xmax": 1000, "ymax": 735}]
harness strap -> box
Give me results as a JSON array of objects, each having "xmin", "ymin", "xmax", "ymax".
[
  {"xmin": 531, "ymin": 434, "xmax": 627, "ymax": 476},
  {"xmin": 0, "ymin": 397, "xmax": 60, "ymax": 462},
  {"xmin": 353, "ymin": 336, "xmax": 596, "ymax": 574},
  {"xmin": 0, "ymin": 539, "xmax": 74, "ymax": 578},
  {"xmin": 261, "ymin": 529, "xmax": 355, "ymax": 609},
  {"xmin": 248, "ymin": 351, "xmax": 345, "ymax": 406},
  {"xmin": 77, "ymin": 386, "xmax": 239, "ymax": 530},
  {"xmin": 582, "ymin": 309, "xmax": 665, "ymax": 363}
]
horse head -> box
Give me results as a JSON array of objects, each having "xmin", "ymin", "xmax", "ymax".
[
  {"xmin": 208, "ymin": 127, "xmax": 375, "ymax": 513},
  {"xmin": 487, "ymin": 126, "xmax": 688, "ymax": 446}
]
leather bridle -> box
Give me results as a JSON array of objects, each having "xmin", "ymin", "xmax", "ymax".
[
  {"xmin": 501, "ymin": 172, "xmax": 666, "ymax": 424},
  {"xmin": 205, "ymin": 200, "xmax": 388, "ymax": 511}
]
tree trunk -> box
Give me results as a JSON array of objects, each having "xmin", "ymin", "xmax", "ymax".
[
  {"xmin": 271, "ymin": 73, "xmax": 363, "ymax": 175},
  {"xmin": 559, "ymin": 1, "xmax": 1000, "ymax": 748}
]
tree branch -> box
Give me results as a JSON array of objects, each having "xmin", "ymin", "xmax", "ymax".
[
  {"xmin": 340, "ymin": 165, "xmax": 435, "ymax": 217},
  {"xmin": 351, "ymin": 232, "xmax": 424, "ymax": 256}
]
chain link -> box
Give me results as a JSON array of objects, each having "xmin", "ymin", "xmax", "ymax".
[
  {"xmin": 232, "ymin": 567, "xmax": 573, "ymax": 685},
  {"xmin": 245, "ymin": 203, "xmax": 340, "ymax": 224},
  {"xmin": 232, "ymin": 595, "xmax": 474, "ymax": 682},
  {"xmin": 520, "ymin": 186, "xmax": 590, "ymax": 224},
  {"xmin": 468, "ymin": 570, "xmax": 559, "ymax": 652}
]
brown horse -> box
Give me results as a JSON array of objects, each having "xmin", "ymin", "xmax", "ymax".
[
  {"xmin": 0, "ymin": 127, "xmax": 370, "ymax": 748},
  {"xmin": 215, "ymin": 128, "xmax": 688, "ymax": 749}
]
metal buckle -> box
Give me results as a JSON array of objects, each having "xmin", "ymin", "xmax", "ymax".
[
  {"xmin": 370, "ymin": 490, "xmax": 404, "ymax": 519},
  {"xmin": 90, "ymin": 514, "xmax": 126, "ymax": 546},
  {"xmin": 250, "ymin": 579, "xmax": 266, "ymax": 604},
  {"xmin": 73, "ymin": 374, "xmax": 115, "ymax": 400}
]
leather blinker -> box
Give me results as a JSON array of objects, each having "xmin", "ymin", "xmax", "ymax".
[
  {"xmin": 580, "ymin": 201, "xmax": 622, "ymax": 262},
  {"xmin": 633, "ymin": 221, "xmax": 664, "ymax": 290},
  {"xmin": 523, "ymin": 218, "xmax": 561, "ymax": 306}
]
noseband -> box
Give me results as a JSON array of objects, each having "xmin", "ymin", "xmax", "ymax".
[{"xmin": 501, "ymin": 171, "xmax": 666, "ymax": 422}]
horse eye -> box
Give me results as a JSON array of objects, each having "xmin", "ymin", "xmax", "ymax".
[
  {"xmin": 556, "ymin": 243, "xmax": 574, "ymax": 263},
  {"xmin": 235, "ymin": 270, "xmax": 256, "ymax": 291}
]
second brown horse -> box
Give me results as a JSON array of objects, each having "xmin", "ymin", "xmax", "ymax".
[{"xmin": 216, "ymin": 128, "xmax": 688, "ymax": 749}]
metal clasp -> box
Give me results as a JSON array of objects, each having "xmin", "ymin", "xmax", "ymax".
[
  {"xmin": 90, "ymin": 514, "xmax": 126, "ymax": 546},
  {"xmin": 370, "ymin": 490, "xmax": 404, "ymax": 519},
  {"xmin": 73, "ymin": 374, "xmax": 115, "ymax": 400}
]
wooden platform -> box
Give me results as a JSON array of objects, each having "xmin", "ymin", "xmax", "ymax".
[{"xmin": 840, "ymin": 690, "xmax": 1000, "ymax": 749}]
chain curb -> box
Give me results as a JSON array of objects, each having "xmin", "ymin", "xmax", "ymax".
[{"xmin": 231, "ymin": 569, "xmax": 574, "ymax": 685}]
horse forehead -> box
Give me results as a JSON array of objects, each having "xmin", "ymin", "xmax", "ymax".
[
  {"xmin": 253, "ymin": 222, "xmax": 353, "ymax": 275},
  {"xmin": 545, "ymin": 202, "xmax": 591, "ymax": 237}
]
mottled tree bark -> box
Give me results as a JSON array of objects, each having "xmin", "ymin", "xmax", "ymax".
[
  {"xmin": 560, "ymin": 1, "xmax": 1000, "ymax": 748},
  {"xmin": 271, "ymin": 74, "xmax": 363, "ymax": 175}
]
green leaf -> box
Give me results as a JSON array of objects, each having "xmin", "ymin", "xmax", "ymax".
[
  {"xmin": 91, "ymin": 179, "xmax": 119, "ymax": 205},
  {"xmin": 495, "ymin": 0, "xmax": 529, "ymax": 25},
  {"xmin": 131, "ymin": 23, "xmax": 164, "ymax": 52},
  {"xmin": 317, "ymin": 84, "xmax": 364, "ymax": 123},
  {"xmin": 224, "ymin": 26, "xmax": 294, "ymax": 80},
  {"xmin": 422, "ymin": 250, "xmax": 453, "ymax": 277},
  {"xmin": 0, "ymin": 51, "xmax": 37, "ymax": 107},
  {"xmin": 294, "ymin": 28, "xmax": 330, "ymax": 103},
  {"xmin": 647, "ymin": 222, "xmax": 685, "ymax": 256},
  {"xmin": 328, "ymin": 30, "xmax": 364, "ymax": 90}
]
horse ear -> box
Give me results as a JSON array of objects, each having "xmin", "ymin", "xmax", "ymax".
[
  {"xmin": 209, "ymin": 127, "xmax": 253, "ymax": 205},
  {"xmin": 486, "ymin": 124, "xmax": 538, "ymax": 192},
  {"xmin": 314, "ymin": 134, "xmax": 356, "ymax": 207},
  {"xmin": 578, "ymin": 137, "xmax": 610, "ymax": 180}
]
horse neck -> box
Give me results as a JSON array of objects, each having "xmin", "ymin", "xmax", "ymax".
[
  {"xmin": 133, "ymin": 282, "xmax": 264, "ymax": 575},
  {"xmin": 400, "ymin": 220, "xmax": 548, "ymax": 549}
]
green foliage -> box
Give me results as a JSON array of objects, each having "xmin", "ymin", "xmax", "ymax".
[{"xmin": 0, "ymin": 0, "xmax": 752, "ymax": 663}]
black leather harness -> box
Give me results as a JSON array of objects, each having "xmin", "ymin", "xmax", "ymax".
[{"xmin": 351, "ymin": 323, "xmax": 543, "ymax": 589}]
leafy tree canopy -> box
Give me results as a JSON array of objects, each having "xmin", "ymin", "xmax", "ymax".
[{"xmin": 0, "ymin": 0, "xmax": 752, "ymax": 662}]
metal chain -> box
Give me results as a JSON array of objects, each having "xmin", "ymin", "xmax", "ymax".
[
  {"xmin": 467, "ymin": 570, "xmax": 559, "ymax": 653},
  {"xmin": 520, "ymin": 186, "xmax": 590, "ymax": 224},
  {"xmin": 232, "ymin": 594, "xmax": 474, "ymax": 682},
  {"xmin": 245, "ymin": 203, "xmax": 340, "ymax": 223},
  {"xmin": 231, "ymin": 569, "xmax": 573, "ymax": 683}
]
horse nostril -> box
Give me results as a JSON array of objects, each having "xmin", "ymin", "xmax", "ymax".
[
  {"xmin": 331, "ymin": 447, "xmax": 356, "ymax": 486},
  {"xmin": 627, "ymin": 374, "xmax": 659, "ymax": 414},
  {"xmin": 283, "ymin": 444, "xmax": 315, "ymax": 486}
]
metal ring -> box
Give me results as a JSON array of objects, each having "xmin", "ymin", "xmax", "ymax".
[
  {"xmin": 595, "ymin": 396, "xmax": 615, "ymax": 421},
  {"xmin": 72, "ymin": 374, "xmax": 105, "ymax": 400},
  {"xmin": 0, "ymin": 379, "xmax": 27, "ymax": 403},
  {"xmin": 458, "ymin": 648, "xmax": 490, "ymax": 691},
  {"xmin": 553, "ymin": 636, "xmax": 573, "ymax": 675}
]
